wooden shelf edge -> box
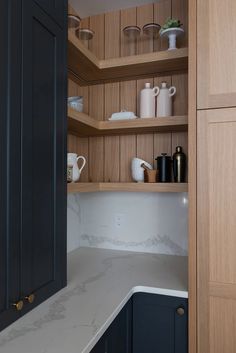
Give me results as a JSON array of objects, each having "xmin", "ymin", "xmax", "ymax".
[
  {"xmin": 68, "ymin": 31, "xmax": 188, "ymax": 86},
  {"xmin": 68, "ymin": 108, "xmax": 188, "ymax": 137},
  {"xmin": 68, "ymin": 183, "xmax": 188, "ymax": 194}
]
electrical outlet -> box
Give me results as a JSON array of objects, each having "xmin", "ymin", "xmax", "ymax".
[{"xmin": 114, "ymin": 213, "xmax": 125, "ymax": 228}]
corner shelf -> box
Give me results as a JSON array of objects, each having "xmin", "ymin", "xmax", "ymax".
[
  {"xmin": 68, "ymin": 182, "xmax": 188, "ymax": 194},
  {"xmin": 68, "ymin": 31, "xmax": 188, "ymax": 86},
  {"xmin": 68, "ymin": 108, "xmax": 188, "ymax": 137}
]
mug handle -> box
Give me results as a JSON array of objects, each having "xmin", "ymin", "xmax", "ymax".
[
  {"xmin": 153, "ymin": 86, "xmax": 160, "ymax": 97},
  {"xmin": 77, "ymin": 156, "xmax": 86, "ymax": 173},
  {"xmin": 169, "ymin": 86, "xmax": 176, "ymax": 97}
]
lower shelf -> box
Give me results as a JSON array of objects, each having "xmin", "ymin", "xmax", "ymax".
[{"xmin": 67, "ymin": 182, "xmax": 188, "ymax": 193}]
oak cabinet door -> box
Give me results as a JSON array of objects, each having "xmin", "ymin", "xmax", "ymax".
[
  {"xmin": 197, "ymin": 0, "xmax": 236, "ymax": 109},
  {"xmin": 197, "ymin": 108, "xmax": 236, "ymax": 353}
]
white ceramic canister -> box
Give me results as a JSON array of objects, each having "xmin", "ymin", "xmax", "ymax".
[
  {"xmin": 67, "ymin": 153, "xmax": 86, "ymax": 182},
  {"xmin": 156, "ymin": 82, "xmax": 176, "ymax": 117},
  {"xmin": 140, "ymin": 83, "xmax": 159, "ymax": 118}
]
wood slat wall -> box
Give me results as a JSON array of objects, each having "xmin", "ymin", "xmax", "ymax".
[{"xmin": 68, "ymin": 0, "xmax": 188, "ymax": 183}]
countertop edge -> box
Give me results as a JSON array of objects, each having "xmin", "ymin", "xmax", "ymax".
[{"xmin": 82, "ymin": 286, "xmax": 188, "ymax": 353}]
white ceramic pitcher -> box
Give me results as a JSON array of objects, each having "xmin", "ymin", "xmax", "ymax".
[
  {"xmin": 156, "ymin": 82, "xmax": 176, "ymax": 117},
  {"xmin": 140, "ymin": 83, "xmax": 160, "ymax": 118},
  {"xmin": 67, "ymin": 153, "xmax": 86, "ymax": 182}
]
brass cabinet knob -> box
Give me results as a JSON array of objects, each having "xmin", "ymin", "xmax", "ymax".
[
  {"xmin": 25, "ymin": 294, "xmax": 35, "ymax": 304},
  {"xmin": 176, "ymin": 307, "xmax": 185, "ymax": 316},
  {"xmin": 13, "ymin": 300, "xmax": 24, "ymax": 311}
]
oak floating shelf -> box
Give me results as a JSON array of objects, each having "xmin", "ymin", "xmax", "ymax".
[
  {"xmin": 68, "ymin": 183, "xmax": 188, "ymax": 194},
  {"xmin": 68, "ymin": 108, "xmax": 188, "ymax": 137},
  {"xmin": 68, "ymin": 31, "xmax": 188, "ymax": 86}
]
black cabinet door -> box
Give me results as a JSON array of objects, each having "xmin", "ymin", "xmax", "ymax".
[
  {"xmin": 34, "ymin": 0, "xmax": 66, "ymax": 27},
  {"xmin": 90, "ymin": 301, "xmax": 132, "ymax": 353},
  {"xmin": 20, "ymin": 0, "xmax": 67, "ymax": 314},
  {"xmin": 0, "ymin": 0, "xmax": 22, "ymax": 331},
  {"xmin": 107, "ymin": 301, "xmax": 132, "ymax": 353},
  {"xmin": 133, "ymin": 293, "xmax": 188, "ymax": 353}
]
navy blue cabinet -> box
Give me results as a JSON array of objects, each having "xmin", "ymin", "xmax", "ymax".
[
  {"xmin": 0, "ymin": 0, "xmax": 22, "ymax": 330},
  {"xmin": 91, "ymin": 300, "xmax": 132, "ymax": 353},
  {"xmin": 34, "ymin": 0, "xmax": 66, "ymax": 26},
  {"xmin": 90, "ymin": 293, "xmax": 188, "ymax": 353},
  {"xmin": 0, "ymin": 0, "xmax": 67, "ymax": 331},
  {"xmin": 133, "ymin": 293, "xmax": 188, "ymax": 353}
]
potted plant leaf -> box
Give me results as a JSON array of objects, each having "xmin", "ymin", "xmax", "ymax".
[{"xmin": 160, "ymin": 18, "xmax": 184, "ymax": 50}]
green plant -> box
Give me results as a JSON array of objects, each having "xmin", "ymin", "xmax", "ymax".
[{"xmin": 160, "ymin": 17, "xmax": 182, "ymax": 32}]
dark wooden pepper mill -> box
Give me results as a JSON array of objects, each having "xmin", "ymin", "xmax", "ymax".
[{"xmin": 173, "ymin": 146, "xmax": 186, "ymax": 182}]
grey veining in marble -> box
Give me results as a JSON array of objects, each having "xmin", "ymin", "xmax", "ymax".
[
  {"xmin": 80, "ymin": 232, "xmax": 187, "ymax": 256},
  {"xmin": 0, "ymin": 247, "xmax": 188, "ymax": 353},
  {"xmin": 67, "ymin": 192, "xmax": 188, "ymax": 255}
]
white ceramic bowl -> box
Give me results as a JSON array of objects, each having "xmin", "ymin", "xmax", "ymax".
[{"xmin": 68, "ymin": 96, "xmax": 83, "ymax": 112}]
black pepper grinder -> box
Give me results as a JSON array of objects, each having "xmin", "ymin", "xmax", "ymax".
[{"xmin": 173, "ymin": 146, "xmax": 186, "ymax": 182}]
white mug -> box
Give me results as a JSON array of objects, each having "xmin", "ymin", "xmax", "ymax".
[
  {"xmin": 67, "ymin": 153, "xmax": 86, "ymax": 182},
  {"xmin": 131, "ymin": 158, "xmax": 153, "ymax": 182}
]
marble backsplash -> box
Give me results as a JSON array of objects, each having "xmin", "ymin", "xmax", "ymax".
[{"xmin": 67, "ymin": 192, "xmax": 188, "ymax": 256}]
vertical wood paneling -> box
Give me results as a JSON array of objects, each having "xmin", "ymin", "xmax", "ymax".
[
  {"xmin": 89, "ymin": 137, "xmax": 104, "ymax": 182},
  {"xmin": 89, "ymin": 84, "xmax": 104, "ymax": 120},
  {"xmin": 68, "ymin": 1, "xmax": 188, "ymax": 183},
  {"xmin": 104, "ymin": 83, "xmax": 120, "ymax": 120},
  {"xmin": 154, "ymin": 0, "xmax": 171, "ymax": 51},
  {"xmin": 67, "ymin": 134, "xmax": 77, "ymax": 152},
  {"xmin": 172, "ymin": 73, "xmax": 188, "ymax": 115},
  {"xmin": 120, "ymin": 81, "xmax": 137, "ymax": 182},
  {"xmin": 105, "ymin": 11, "xmax": 120, "ymax": 59},
  {"xmin": 104, "ymin": 136, "xmax": 120, "ymax": 182},
  {"xmin": 119, "ymin": 8, "xmax": 138, "ymax": 182},
  {"xmin": 88, "ymin": 14, "xmax": 105, "ymax": 182},
  {"xmin": 171, "ymin": 131, "xmax": 188, "ymax": 156},
  {"xmin": 154, "ymin": 133, "xmax": 172, "ymax": 159},
  {"xmin": 137, "ymin": 134, "xmax": 154, "ymax": 167},
  {"xmin": 104, "ymin": 11, "xmax": 121, "ymax": 181},
  {"xmin": 137, "ymin": 4, "xmax": 154, "ymax": 54},
  {"xmin": 89, "ymin": 14, "xmax": 105, "ymax": 59},
  {"xmin": 172, "ymin": 0, "xmax": 188, "ymax": 47},
  {"xmin": 120, "ymin": 81, "xmax": 137, "ymax": 114},
  {"xmin": 120, "ymin": 7, "xmax": 137, "ymax": 56},
  {"xmin": 120, "ymin": 135, "xmax": 136, "ymax": 182}
]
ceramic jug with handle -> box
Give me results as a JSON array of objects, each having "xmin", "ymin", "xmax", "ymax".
[
  {"xmin": 140, "ymin": 83, "xmax": 160, "ymax": 118},
  {"xmin": 67, "ymin": 153, "xmax": 86, "ymax": 182},
  {"xmin": 156, "ymin": 82, "xmax": 176, "ymax": 117}
]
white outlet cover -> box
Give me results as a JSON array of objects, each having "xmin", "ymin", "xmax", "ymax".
[{"xmin": 114, "ymin": 213, "xmax": 126, "ymax": 228}]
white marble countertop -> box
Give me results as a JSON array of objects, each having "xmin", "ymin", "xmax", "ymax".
[{"xmin": 0, "ymin": 247, "xmax": 188, "ymax": 353}]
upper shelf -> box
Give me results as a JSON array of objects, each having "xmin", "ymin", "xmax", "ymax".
[
  {"xmin": 68, "ymin": 182, "xmax": 188, "ymax": 194},
  {"xmin": 68, "ymin": 31, "xmax": 188, "ymax": 86},
  {"xmin": 68, "ymin": 108, "xmax": 188, "ymax": 137}
]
